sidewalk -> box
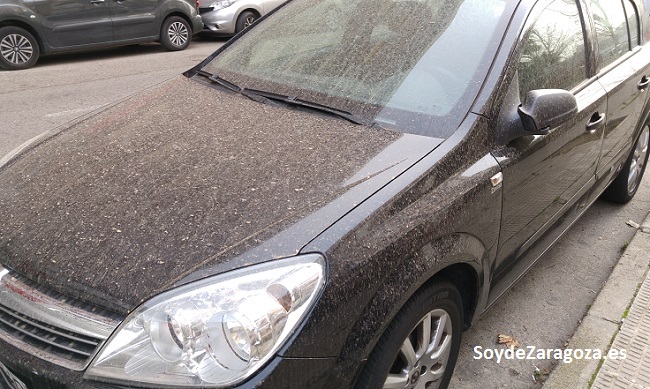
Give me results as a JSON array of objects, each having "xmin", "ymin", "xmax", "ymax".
[{"xmin": 545, "ymin": 211, "xmax": 650, "ymax": 388}]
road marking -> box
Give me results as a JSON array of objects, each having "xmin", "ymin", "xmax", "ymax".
[{"xmin": 46, "ymin": 105, "xmax": 105, "ymax": 118}]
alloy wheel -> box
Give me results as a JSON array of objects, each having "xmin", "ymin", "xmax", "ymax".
[
  {"xmin": 383, "ymin": 309, "xmax": 453, "ymax": 389},
  {"xmin": 243, "ymin": 15, "xmax": 257, "ymax": 29},
  {"xmin": 1, "ymin": 33, "xmax": 33, "ymax": 65},
  {"xmin": 628, "ymin": 126, "xmax": 649, "ymax": 195},
  {"xmin": 167, "ymin": 22, "xmax": 189, "ymax": 48}
]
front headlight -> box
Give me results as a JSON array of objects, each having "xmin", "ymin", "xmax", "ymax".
[
  {"xmin": 210, "ymin": 0, "xmax": 235, "ymax": 10},
  {"xmin": 85, "ymin": 254, "xmax": 325, "ymax": 387}
]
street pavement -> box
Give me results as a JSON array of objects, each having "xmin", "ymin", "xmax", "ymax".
[{"xmin": 545, "ymin": 211, "xmax": 650, "ymax": 388}]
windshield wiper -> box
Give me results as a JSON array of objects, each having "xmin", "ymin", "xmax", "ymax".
[
  {"xmin": 242, "ymin": 88, "xmax": 368, "ymax": 126},
  {"xmin": 196, "ymin": 71, "xmax": 370, "ymax": 127},
  {"xmin": 196, "ymin": 70, "xmax": 241, "ymax": 93}
]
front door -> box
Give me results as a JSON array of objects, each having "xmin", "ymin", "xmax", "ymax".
[{"xmin": 489, "ymin": 0, "xmax": 607, "ymax": 303}]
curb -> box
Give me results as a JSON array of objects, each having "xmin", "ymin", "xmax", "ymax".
[{"xmin": 544, "ymin": 211, "xmax": 650, "ymax": 388}]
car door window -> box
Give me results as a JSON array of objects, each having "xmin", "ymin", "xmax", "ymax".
[
  {"xmin": 590, "ymin": 0, "xmax": 631, "ymax": 70},
  {"xmin": 518, "ymin": 0, "xmax": 587, "ymax": 98}
]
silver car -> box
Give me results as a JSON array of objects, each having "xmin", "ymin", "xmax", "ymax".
[{"xmin": 199, "ymin": 0, "xmax": 285, "ymax": 35}]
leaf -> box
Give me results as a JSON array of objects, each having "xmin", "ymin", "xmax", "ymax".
[{"xmin": 497, "ymin": 334, "xmax": 521, "ymax": 348}]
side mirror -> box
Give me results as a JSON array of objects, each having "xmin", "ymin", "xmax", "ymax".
[{"xmin": 518, "ymin": 89, "xmax": 578, "ymax": 134}]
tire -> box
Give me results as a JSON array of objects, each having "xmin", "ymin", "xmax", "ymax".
[
  {"xmin": 0, "ymin": 26, "xmax": 40, "ymax": 70},
  {"xmin": 160, "ymin": 16, "xmax": 191, "ymax": 51},
  {"xmin": 602, "ymin": 124, "xmax": 649, "ymax": 204},
  {"xmin": 235, "ymin": 11, "xmax": 258, "ymax": 33},
  {"xmin": 356, "ymin": 282, "xmax": 463, "ymax": 389}
]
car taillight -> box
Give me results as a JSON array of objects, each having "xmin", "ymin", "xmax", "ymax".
[{"xmin": 195, "ymin": 0, "xmax": 199, "ymax": 8}]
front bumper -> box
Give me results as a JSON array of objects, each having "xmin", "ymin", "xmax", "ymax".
[
  {"xmin": 0, "ymin": 337, "xmax": 338, "ymax": 388},
  {"xmin": 199, "ymin": 6, "xmax": 239, "ymax": 34}
]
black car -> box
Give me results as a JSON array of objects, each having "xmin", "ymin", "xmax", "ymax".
[
  {"xmin": 0, "ymin": 0, "xmax": 204, "ymax": 70},
  {"xmin": 0, "ymin": 0, "xmax": 649, "ymax": 387}
]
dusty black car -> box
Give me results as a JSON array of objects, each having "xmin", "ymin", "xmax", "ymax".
[
  {"xmin": 0, "ymin": 0, "xmax": 203, "ymax": 70},
  {"xmin": 0, "ymin": 0, "xmax": 649, "ymax": 387}
]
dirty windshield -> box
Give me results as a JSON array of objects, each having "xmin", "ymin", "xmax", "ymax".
[{"xmin": 203, "ymin": 0, "xmax": 510, "ymax": 137}]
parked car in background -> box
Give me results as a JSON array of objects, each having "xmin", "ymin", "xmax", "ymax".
[
  {"xmin": 198, "ymin": 0, "xmax": 284, "ymax": 35},
  {"xmin": 0, "ymin": 0, "xmax": 203, "ymax": 70},
  {"xmin": 0, "ymin": 0, "xmax": 649, "ymax": 388}
]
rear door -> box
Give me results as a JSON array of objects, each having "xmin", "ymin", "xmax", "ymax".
[
  {"xmin": 591, "ymin": 0, "xmax": 650, "ymax": 177},
  {"xmin": 32, "ymin": 0, "xmax": 112, "ymax": 48},
  {"xmin": 109, "ymin": 0, "xmax": 160, "ymax": 41}
]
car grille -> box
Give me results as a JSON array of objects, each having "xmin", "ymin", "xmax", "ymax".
[
  {"xmin": 0, "ymin": 266, "xmax": 123, "ymax": 370},
  {"xmin": 0, "ymin": 304, "xmax": 101, "ymax": 366},
  {"xmin": 199, "ymin": 6, "xmax": 214, "ymax": 14}
]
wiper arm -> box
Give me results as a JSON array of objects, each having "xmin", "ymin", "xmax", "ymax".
[
  {"xmin": 195, "ymin": 71, "xmax": 372, "ymax": 127},
  {"xmin": 196, "ymin": 70, "xmax": 241, "ymax": 93},
  {"xmin": 243, "ymin": 88, "xmax": 367, "ymax": 126}
]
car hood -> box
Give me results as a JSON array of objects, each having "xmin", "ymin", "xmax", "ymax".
[{"xmin": 0, "ymin": 76, "xmax": 443, "ymax": 313}]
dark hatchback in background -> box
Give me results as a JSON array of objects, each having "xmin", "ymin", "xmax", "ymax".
[
  {"xmin": 0, "ymin": 0, "xmax": 649, "ymax": 388},
  {"xmin": 0, "ymin": 0, "xmax": 203, "ymax": 70}
]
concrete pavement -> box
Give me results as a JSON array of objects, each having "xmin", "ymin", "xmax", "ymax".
[{"xmin": 545, "ymin": 210, "xmax": 650, "ymax": 388}]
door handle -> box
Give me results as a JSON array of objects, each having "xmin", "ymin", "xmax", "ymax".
[
  {"xmin": 90, "ymin": 0, "xmax": 105, "ymax": 3},
  {"xmin": 586, "ymin": 112, "xmax": 606, "ymax": 134},
  {"xmin": 638, "ymin": 76, "xmax": 650, "ymax": 91}
]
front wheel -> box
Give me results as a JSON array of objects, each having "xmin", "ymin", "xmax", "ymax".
[
  {"xmin": 602, "ymin": 125, "xmax": 649, "ymax": 204},
  {"xmin": 356, "ymin": 282, "xmax": 463, "ymax": 389},
  {"xmin": 235, "ymin": 11, "xmax": 258, "ymax": 33},
  {"xmin": 160, "ymin": 16, "xmax": 191, "ymax": 51},
  {"xmin": 0, "ymin": 26, "xmax": 40, "ymax": 70}
]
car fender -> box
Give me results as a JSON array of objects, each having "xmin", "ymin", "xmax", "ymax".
[
  {"xmin": 283, "ymin": 116, "xmax": 502, "ymax": 375},
  {"xmin": 0, "ymin": 4, "xmax": 47, "ymax": 51},
  {"xmin": 235, "ymin": 4, "xmax": 264, "ymax": 18},
  {"xmin": 158, "ymin": 1, "xmax": 203, "ymax": 33}
]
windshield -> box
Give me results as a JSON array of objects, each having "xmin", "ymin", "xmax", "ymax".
[{"xmin": 202, "ymin": 0, "xmax": 511, "ymax": 138}]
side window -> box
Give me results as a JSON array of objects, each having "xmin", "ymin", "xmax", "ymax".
[
  {"xmin": 590, "ymin": 0, "xmax": 631, "ymax": 69},
  {"xmin": 623, "ymin": 0, "xmax": 640, "ymax": 47},
  {"xmin": 518, "ymin": 0, "xmax": 587, "ymax": 99}
]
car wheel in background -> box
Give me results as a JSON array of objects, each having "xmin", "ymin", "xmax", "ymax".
[
  {"xmin": 235, "ymin": 11, "xmax": 258, "ymax": 33},
  {"xmin": 356, "ymin": 281, "xmax": 463, "ymax": 389},
  {"xmin": 603, "ymin": 124, "xmax": 649, "ymax": 204},
  {"xmin": 160, "ymin": 16, "xmax": 191, "ymax": 51},
  {"xmin": 0, "ymin": 26, "xmax": 39, "ymax": 70}
]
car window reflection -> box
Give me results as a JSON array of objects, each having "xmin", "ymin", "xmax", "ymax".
[{"xmin": 518, "ymin": 0, "xmax": 586, "ymax": 98}]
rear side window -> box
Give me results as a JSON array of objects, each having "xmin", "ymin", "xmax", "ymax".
[
  {"xmin": 623, "ymin": 0, "xmax": 640, "ymax": 47},
  {"xmin": 518, "ymin": 0, "xmax": 587, "ymax": 97},
  {"xmin": 590, "ymin": 0, "xmax": 632, "ymax": 69}
]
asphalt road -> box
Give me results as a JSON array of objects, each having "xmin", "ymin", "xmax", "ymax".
[
  {"xmin": 0, "ymin": 36, "xmax": 224, "ymax": 158},
  {"xmin": 1, "ymin": 36, "xmax": 649, "ymax": 388}
]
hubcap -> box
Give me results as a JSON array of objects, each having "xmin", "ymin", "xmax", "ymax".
[
  {"xmin": 1, "ymin": 34, "xmax": 33, "ymax": 65},
  {"xmin": 628, "ymin": 126, "xmax": 649, "ymax": 195},
  {"xmin": 167, "ymin": 22, "xmax": 189, "ymax": 47},
  {"xmin": 383, "ymin": 309, "xmax": 453, "ymax": 389}
]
